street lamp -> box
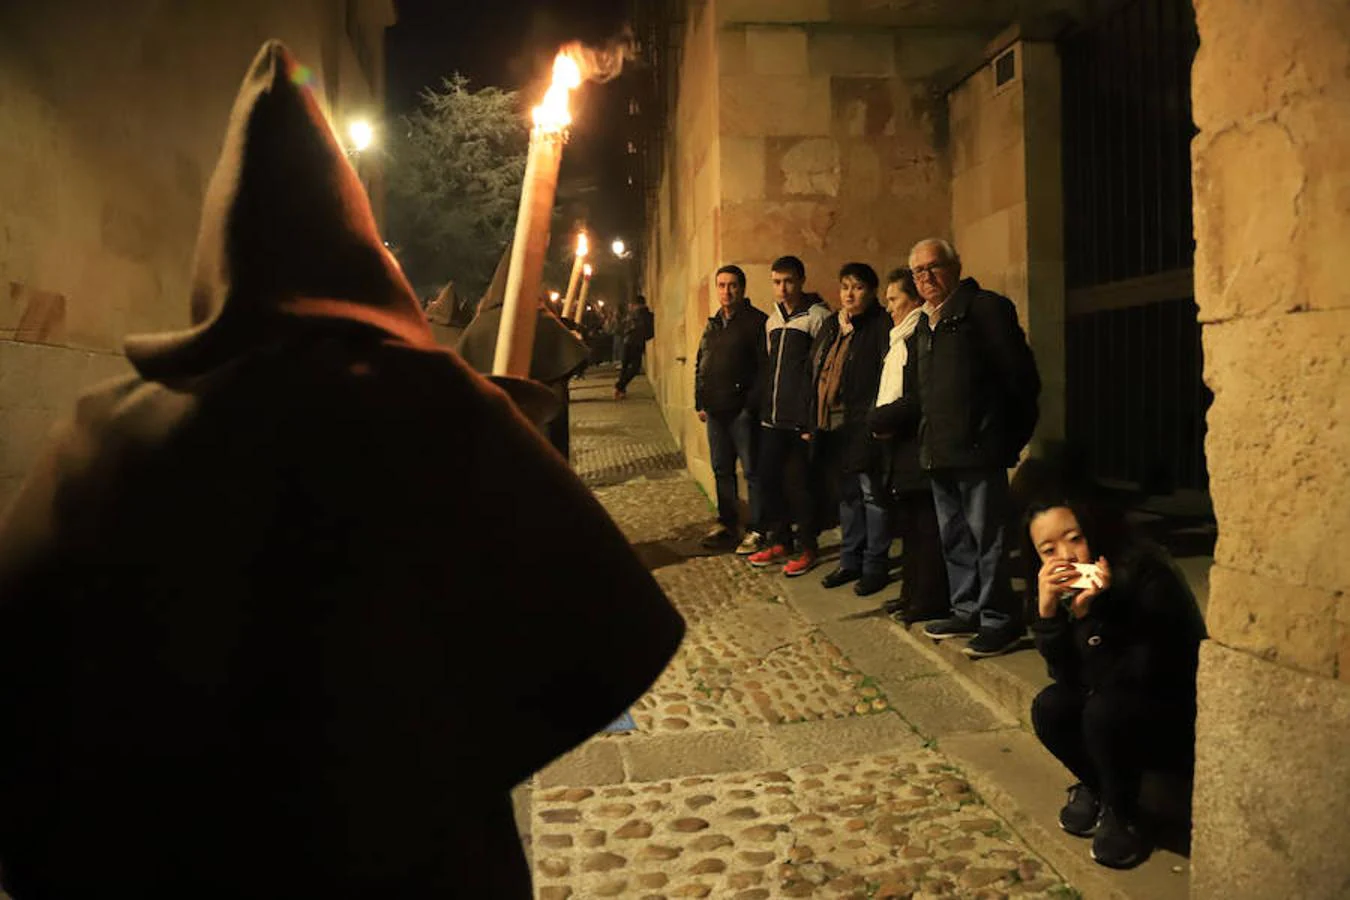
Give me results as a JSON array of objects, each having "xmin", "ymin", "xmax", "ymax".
[
  {"xmin": 611, "ymin": 238, "xmax": 626, "ymax": 258},
  {"xmin": 347, "ymin": 119, "xmax": 374, "ymax": 153}
]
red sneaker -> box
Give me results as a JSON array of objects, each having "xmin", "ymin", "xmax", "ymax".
[
  {"xmin": 748, "ymin": 544, "xmax": 787, "ymax": 568},
  {"xmin": 782, "ymin": 550, "xmax": 818, "ymax": 578}
]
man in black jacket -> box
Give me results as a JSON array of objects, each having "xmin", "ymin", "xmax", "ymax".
[
  {"xmin": 696, "ymin": 265, "xmax": 770, "ymax": 553},
  {"xmin": 811, "ymin": 263, "xmax": 893, "ymax": 597},
  {"xmin": 906, "ymin": 239, "xmax": 1041, "ymax": 658}
]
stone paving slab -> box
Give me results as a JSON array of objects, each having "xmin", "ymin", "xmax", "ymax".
[
  {"xmin": 531, "ymin": 752, "xmax": 1074, "ymax": 900},
  {"xmin": 942, "ymin": 730, "xmax": 1189, "ymax": 900}
]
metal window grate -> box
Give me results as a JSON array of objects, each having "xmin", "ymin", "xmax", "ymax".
[
  {"xmin": 1065, "ymin": 297, "xmax": 1211, "ymax": 492},
  {"xmin": 1060, "ymin": 0, "xmax": 1199, "ymax": 290}
]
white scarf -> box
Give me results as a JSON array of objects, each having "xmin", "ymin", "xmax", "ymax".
[{"xmin": 875, "ymin": 306, "xmax": 924, "ymax": 407}]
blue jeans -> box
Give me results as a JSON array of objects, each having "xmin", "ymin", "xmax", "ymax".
[
  {"xmin": 706, "ymin": 408, "xmax": 762, "ymax": 532},
  {"xmin": 930, "ymin": 469, "xmax": 1019, "ymax": 630},
  {"xmin": 839, "ymin": 472, "xmax": 890, "ymax": 576}
]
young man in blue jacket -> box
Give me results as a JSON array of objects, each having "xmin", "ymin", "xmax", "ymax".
[{"xmin": 748, "ymin": 256, "xmax": 831, "ymax": 577}]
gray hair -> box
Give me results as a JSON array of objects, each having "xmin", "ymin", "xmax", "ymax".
[{"xmin": 908, "ymin": 238, "xmax": 960, "ymax": 268}]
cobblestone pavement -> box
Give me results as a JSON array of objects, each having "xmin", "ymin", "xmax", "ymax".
[{"xmin": 522, "ymin": 369, "xmax": 1077, "ymax": 900}]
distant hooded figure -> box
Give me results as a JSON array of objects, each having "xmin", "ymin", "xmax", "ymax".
[
  {"xmin": 457, "ymin": 250, "xmax": 591, "ymax": 459},
  {"xmin": 0, "ymin": 41, "xmax": 683, "ymax": 900}
]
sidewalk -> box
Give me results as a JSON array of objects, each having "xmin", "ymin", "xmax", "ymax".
[{"xmin": 520, "ymin": 370, "xmax": 1190, "ymax": 900}]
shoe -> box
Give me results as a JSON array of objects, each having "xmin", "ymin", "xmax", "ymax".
[
  {"xmin": 821, "ymin": 567, "xmax": 861, "ymax": 589},
  {"xmin": 962, "ymin": 625, "xmax": 1025, "ymax": 658},
  {"xmin": 782, "ymin": 550, "xmax": 818, "ymax": 578},
  {"xmin": 854, "ymin": 572, "xmax": 889, "ymax": 597},
  {"xmin": 922, "ymin": 616, "xmax": 978, "ymax": 640},
  {"xmin": 700, "ymin": 525, "xmax": 738, "ymax": 551},
  {"xmin": 613, "ymin": 388, "xmax": 627, "ymax": 400},
  {"xmin": 1058, "ymin": 783, "xmax": 1101, "ymax": 837},
  {"xmin": 1091, "ymin": 806, "xmax": 1149, "ymax": 869},
  {"xmin": 748, "ymin": 544, "xmax": 788, "ymax": 568},
  {"xmin": 735, "ymin": 530, "xmax": 767, "ymax": 556}
]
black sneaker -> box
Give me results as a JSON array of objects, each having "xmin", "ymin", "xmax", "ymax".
[
  {"xmin": 854, "ymin": 572, "xmax": 889, "ymax": 597},
  {"xmin": 922, "ymin": 617, "xmax": 978, "ymax": 640},
  {"xmin": 821, "ymin": 567, "xmax": 861, "ymax": 589},
  {"xmin": 1091, "ymin": 806, "xmax": 1149, "ymax": 869},
  {"xmin": 1058, "ymin": 783, "xmax": 1101, "ymax": 837},
  {"xmin": 962, "ymin": 625, "xmax": 1025, "ymax": 658},
  {"xmin": 700, "ymin": 525, "xmax": 737, "ymax": 551}
]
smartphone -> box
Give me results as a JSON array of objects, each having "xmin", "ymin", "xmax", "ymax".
[{"xmin": 1067, "ymin": 562, "xmax": 1104, "ymax": 591}]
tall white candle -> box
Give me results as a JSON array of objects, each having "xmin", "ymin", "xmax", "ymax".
[{"xmin": 492, "ymin": 54, "xmax": 581, "ymax": 378}]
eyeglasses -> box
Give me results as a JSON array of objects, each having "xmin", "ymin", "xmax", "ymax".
[{"xmin": 911, "ymin": 262, "xmax": 952, "ymax": 280}]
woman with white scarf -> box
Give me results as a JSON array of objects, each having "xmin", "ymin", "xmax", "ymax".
[{"xmin": 868, "ymin": 269, "xmax": 950, "ymax": 624}]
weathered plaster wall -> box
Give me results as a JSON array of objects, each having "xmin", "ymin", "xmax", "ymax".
[
  {"xmin": 716, "ymin": 23, "xmax": 965, "ymax": 302},
  {"xmin": 1189, "ymin": 0, "xmax": 1350, "ymax": 896},
  {"xmin": 948, "ymin": 38, "xmax": 1065, "ymax": 445},
  {"xmin": 0, "ymin": 0, "xmax": 389, "ymax": 508}
]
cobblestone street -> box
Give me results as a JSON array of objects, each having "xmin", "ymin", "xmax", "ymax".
[{"xmin": 519, "ymin": 369, "xmax": 1080, "ymax": 900}]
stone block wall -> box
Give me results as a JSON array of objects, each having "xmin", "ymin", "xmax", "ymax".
[
  {"xmin": 716, "ymin": 23, "xmax": 962, "ymax": 299},
  {"xmin": 643, "ymin": 0, "xmax": 723, "ymax": 485},
  {"xmin": 1188, "ymin": 0, "xmax": 1350, "ymax": 896},
  {"xmin": 947, "ymin": 37, "xmax": 1065, "ymax": 444},
  {"xmin": 0, "ymin": 0, "xmax": 389, "ymax": 510}
]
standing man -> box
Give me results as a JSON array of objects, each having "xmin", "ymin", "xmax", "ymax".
[
  {"xmin": 696, "ymin": 265, "xmax": 769, "ymax": 553},
  {"xmin": 905, "ymin": 238, "xmax": 1041, "ymax": 658},
  {"xmin": 748, "ymin": 256, "xmax": 831, "ymax": 577},
  {"xmin": 614, "ymin": 295, "xmax": 655, "ymax": 399}
]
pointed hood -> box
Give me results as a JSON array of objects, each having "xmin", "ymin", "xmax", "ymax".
[{"xmin": 124, "ymin": 40, "xmax": 434, "ymax": 380}]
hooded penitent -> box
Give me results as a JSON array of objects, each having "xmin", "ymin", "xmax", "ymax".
[
  {"xmin": 456, "ymin": 238, "xmax": 592, "ymax": 387},
  {"xmin": 0, "ymin": 41, "xmax": 683, "ymax": 900}
]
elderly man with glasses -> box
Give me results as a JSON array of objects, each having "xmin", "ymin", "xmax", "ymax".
[{"xmin": 898, "ymin": 239, "xmax": 1042, "ymax": 658}]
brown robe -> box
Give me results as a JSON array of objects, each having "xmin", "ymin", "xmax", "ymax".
[{"xmin": 0, "ymin": 41, "xmax": 682, "ymax": 899}]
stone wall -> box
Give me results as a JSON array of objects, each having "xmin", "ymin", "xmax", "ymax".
[
  {"xmin": 1188, "ymin": 0, "xmax": 1350, "ymax": 896},
  {"xmin": 947, "ymin": 36, "xmax": 1065, "ymax": 444},
  {"xmin": 0, "ymin": 0, "xmax": 390, "ymax": 509},
  {"xmin": 643, "ymin": 0, "xmax": 722, "ymax": 486}
]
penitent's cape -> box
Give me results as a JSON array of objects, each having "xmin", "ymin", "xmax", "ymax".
[{"xmin": 0, "ymin": 41, "xmax": 683, "ymax": 899}]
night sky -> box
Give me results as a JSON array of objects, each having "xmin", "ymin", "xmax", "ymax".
[{"xmin": 386, "ymin": 0, "xmax": 637, "ymax": 240}]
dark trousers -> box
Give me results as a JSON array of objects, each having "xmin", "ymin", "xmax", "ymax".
[
  {"xmin": 759, "ymin": 426, "xmax": 817, "ymax": 553},
  {"xmin": 930, "ymin": 468, "xmax": 1020, "ymax": 630},
  {"xmin": 615, "ymin": 342, "xmax": 644, "ymax": 391},
  {"xmin": 839, "ymin": 472, "xmax": 890, "ymax": 576},
  {"xmin": 706, "ymin": 408, "xmax": 761, "ymax": 532},
  {"xmin": 892, "ymin": 487, "xmax": 949, "ymax": 619},
  {"xmin": 544, "ymin": 380, "xmax": 570, "ymax": 460},
  {"xmin": 1031, "ymin": 682, "xmax": 1196, "ymax": 814}
]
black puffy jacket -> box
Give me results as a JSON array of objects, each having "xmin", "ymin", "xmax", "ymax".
[
  {"xmin": 694, "ymin": 299, "xmax": 769, "ymax": 415},
  {"xmin": 912, "ymin": 278, "xmax": 1041, "ymax": 470},
  {"xmin": 1032, "ymin": 546, "xmax": 1207, "ymax": 699}
]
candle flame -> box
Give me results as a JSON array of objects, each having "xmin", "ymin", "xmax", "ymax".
[
  {"xmin": 576, "ymin": 232, "xmax": 589, "ymax": 257},
  {"xmin": 583, "ymin": 263, "xmax": 593, "ymax": 277},
  {"xmin": 532, "ymin": 53, "xmax": 583, "ymax": 132}
]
